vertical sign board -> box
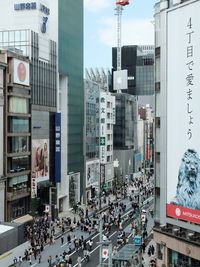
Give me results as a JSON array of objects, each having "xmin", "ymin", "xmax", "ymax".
[
  {"xmin": 100, "ymin": 94, "xmax": 106, "ymax": 163},
  {"xmin": 55, "ymin": 113, "xmax": 61, "ymax": 183},
  {"xmin": 166, "ymin": 2, "xmax": 200, "ymax": 224}
]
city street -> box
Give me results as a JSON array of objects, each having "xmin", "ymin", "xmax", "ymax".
[{"xmin": 5, "ymin": 179, "xmax": 154, "ymax": 267}]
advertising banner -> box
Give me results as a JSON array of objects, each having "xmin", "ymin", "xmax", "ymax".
[
  {"xmin": 13, "ymin": 59, "xmax": 30, "ymax": 86},
  {"xmin": 86, "ymin": 160, "xmax": 100, "ymax": 188},
  {"xmin": 167, "ymin": 2, "xmax": 200, "ymax": 224},
  {"xmin": 32, "ymin": 139, "xmax": 49, "ymax": 183},
  {"xmin": 69, "ymin": 173, "xmax": 80, "ymax": 207}
]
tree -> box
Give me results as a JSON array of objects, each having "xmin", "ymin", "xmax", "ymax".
[{"xmin": 30, "ymin": 198, "xmax": 39, "ymax": 217}]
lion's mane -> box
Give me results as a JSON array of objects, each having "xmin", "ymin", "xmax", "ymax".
[{"xmin": 171, "ymin": 149, "xmax": 200, "ymax": 209}]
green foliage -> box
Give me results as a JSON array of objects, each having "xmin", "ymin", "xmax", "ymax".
[{"xmin": 30, "ymin": 198, "xmax": 39, "ymax": 217}]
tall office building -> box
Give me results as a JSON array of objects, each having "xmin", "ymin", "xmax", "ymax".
[
  {"xmin": 112, "ymin": 93, "xmax": 140, "ymax": 178},
  {"xmin": 84, "ymin": 79, "xmax": 100, "ymax": 203},
  {"xmin": 112, "ymin": 45, "xmax": 154, "ymax": 96},
  {"xmin": 84, "ymin": 69, "xmax": 115, "ymax": 198},
  {"xmin": 0, "ymin": 0, "xmax": 83, "ymax": 220},
  {"xmin": 154, "ymin": 0, "xmax": 200, "ymax": 266}
]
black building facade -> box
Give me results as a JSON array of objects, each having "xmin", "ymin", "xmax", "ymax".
[{"xmin": 112, "ymin": 45, "xmax": 154, "ymax": 96}]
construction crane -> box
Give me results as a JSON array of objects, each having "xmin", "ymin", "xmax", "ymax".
[{"xmin": 115, "ymin": 0, "xmax": 129, "ymax": 71}]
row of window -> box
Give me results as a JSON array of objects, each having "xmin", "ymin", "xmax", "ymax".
[
  {"xmin": 8, "ymin": 156, "xmax": 30, "ymax": 173},
  {"xmin": 96, "ymin": 98, "xmax": 113, "ymax": 108},
  {"xmin": 9, "ymin": 117, "xmax": 29, "ymax": 133},
  {"xmin": 9, "ymin": 97, "xmax": 29, "ymax": 114},
  {"xmin": 8, "ymin": 136, "xmax": 29, "ymax": 154}
]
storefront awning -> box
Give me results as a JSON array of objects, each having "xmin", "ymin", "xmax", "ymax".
[{"xmin": 13, "ymin": 214, "xmax": 33, "ymax": 224}]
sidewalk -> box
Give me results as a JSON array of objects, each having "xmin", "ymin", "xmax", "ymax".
[{"xmin": 142, "ymin": 238, "xmax": 156, "ymax": 267}]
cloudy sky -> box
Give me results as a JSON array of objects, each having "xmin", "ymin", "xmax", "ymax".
[{"xmin": 84, "ymin": 0, "xmax": 156, "ymax": 69}]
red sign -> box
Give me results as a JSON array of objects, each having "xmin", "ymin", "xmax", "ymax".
[
  {"xmin": 116, "ymin": 0, "xmax": 129, "ymax": 6},
  {"xmin": 167, "ymin": 204, "xmax": 200, "ymax": 225},
  {"xmin": 102, "ymin": 247, "xmax": 108, "ymax": 259}
]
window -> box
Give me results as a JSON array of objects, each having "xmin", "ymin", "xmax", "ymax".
[
  {"xmin": 8, "ymin": 175, "xmax": 28, "ymax": 193},
  {"xmin": 8, "ymin": 136, "xmax": 29, "ymax": 153},
  {"xmin": 107, "ymin": 124, "xmax": 111, "ymax": 130},
  {"xmin": 9, "ymin": 117, "xmax": 29, "ymax": 133},
  {"xmin": 9, "ymin": 97, "xmax": 29, "ymax": 114},
  {"xmin": 107, "ymin": 145, "xmax": 110, "ymax": 151},
  {"xmin": 9, "ymin": 156, "xmax": 30, "ymax": 173}
]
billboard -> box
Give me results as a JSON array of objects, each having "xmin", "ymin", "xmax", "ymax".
[
  {"xmin": 13, "ymin": 59, "xmax": 30, "ymax": 86},
  {"xmin": 113, "ymin": 70, "xmax": 128, "ymax": 91},
  {"xmin": 86, "ymin": 160, "xmax": 100, "ymax": 188},
  {"xmin": 69, "ymin": 173, "xmax": 80, "ymax": 207},
  {"xmin": 166, "ymin": 2, "xmax": 200, "ymax": 224},
  {"xmin": 32, "ymin": 139, "xmax": 49, "ymax": 183}
]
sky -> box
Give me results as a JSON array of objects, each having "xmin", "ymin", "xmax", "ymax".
[{"xmin": 84, "ymin": 0, "xmax": 156, "ymax": 70}]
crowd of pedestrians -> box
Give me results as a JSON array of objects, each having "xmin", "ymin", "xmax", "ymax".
[{"xmin": 11, "ymin": 173, "xmax": 155, "ymax": 267}]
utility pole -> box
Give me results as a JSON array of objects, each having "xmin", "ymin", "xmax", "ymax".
[
  {"xmin": 138, "ymin": 193, "xmax": 143, "ymax": 267},
  {"xmin": 99, "ymin": 164, "xmax": 103, "ymax": 267}
]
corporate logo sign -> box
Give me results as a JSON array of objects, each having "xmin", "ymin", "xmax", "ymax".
[
  {"xmin": 166, "ymin": 1, "xmax": 200, "ymax": 225},
  {"xmin": 14, "ymin": 2, "xmax": 50, "ymax": 34},
  {"xmin": 13, "ymin": 59, "xmax": 30, "ymax": 86}
]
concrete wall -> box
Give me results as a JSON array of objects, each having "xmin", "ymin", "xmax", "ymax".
[
  {"xmin": 154, "ymin": 230, "xmax": 200, "ymax": 266},
  {"xmin": 0, "ymin": 68, "xmax": 4, "ymax": 221}
]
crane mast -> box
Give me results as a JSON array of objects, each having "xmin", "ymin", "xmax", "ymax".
[{"xmin": 115, "ymin": 0, "xmax": 129, "ymax": 71}]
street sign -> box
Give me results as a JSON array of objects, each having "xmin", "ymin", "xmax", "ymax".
[
  {"xmin": 102, "ymin": 247, "xmax": 109, "ymax": 259},
  {"xmin": 134, "ymin": 235, "xmax": 142, "ymax": 246}
]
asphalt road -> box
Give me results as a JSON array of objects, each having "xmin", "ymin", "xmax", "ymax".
[{"xmin": 73, "ymin": 202, "xmax": 154, "ymax": 267}]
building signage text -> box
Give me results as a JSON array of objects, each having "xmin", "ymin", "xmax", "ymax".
[{"xmin": 14, "ymin": 2, "xmax": 50, "ymax": 15}]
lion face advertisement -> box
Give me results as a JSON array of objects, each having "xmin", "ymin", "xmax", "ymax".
[
  {"xmin": 171, "ymin": 149, "xmax": 200, "ymax": 209},
  {"xmin": 167, "ymin": 148, "xmax": 200, "ymax": 224}
]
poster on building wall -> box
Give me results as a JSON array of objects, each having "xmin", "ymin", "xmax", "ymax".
[
  {"xmin": 69, "ymin": 173, "xmax": 80, "ymax": 207},
  {"xmin": 166, "ymin": 2, "xmax": 200, "ymax": 225},
  {"xmin": 86, "ymin": 160, "xmax": 100, "ymax": 188},
  {"xmin": 13, "ymin": 59, "xmax": 30, "ymax": 86},
  {"xmin": 32, "ymin": 139, "xmax": 49, "ymax": 183}
]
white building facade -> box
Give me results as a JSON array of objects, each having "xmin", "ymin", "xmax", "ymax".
[
  {"xmin": 154, "ymin": 0, "xmax": 200, "ymax": 266},
  {"xmin": 98, "ymin": 91, "xmax": 115, "ymax": 191}
]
